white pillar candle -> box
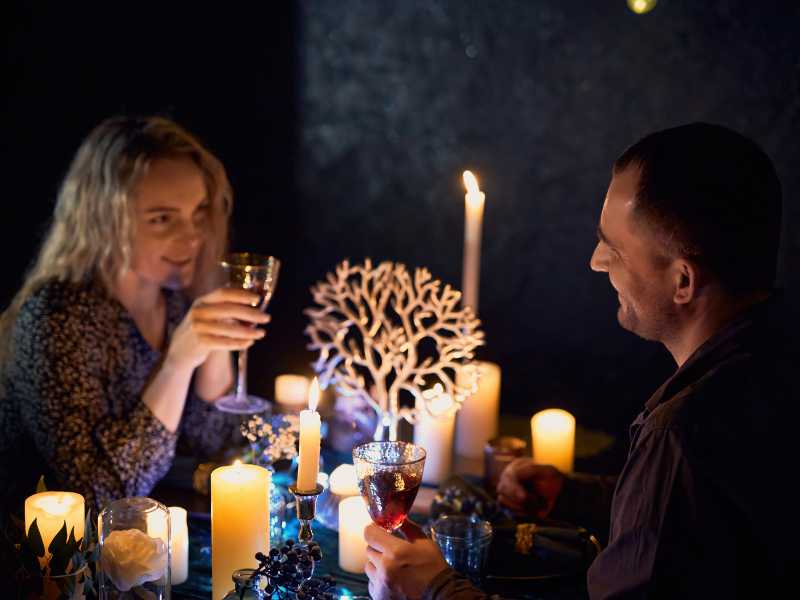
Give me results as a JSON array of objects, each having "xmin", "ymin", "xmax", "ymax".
[
  {"xmin": 297, "ymin": 377, "xmax": 322, "ymax": 492},
  {"xmin": 461, "ymin": 170, "xmax": 486, "ymax": 314},
  {"xmin": 211, "ymin": 461, "xmax": 270, "ymax": 600},
  {"xmin": 275, "ymin": 374, "xmax": 310, "ymax": 407},
  {"xmin": 338, "ymin": 496, "xmax": 373, "ymax": 574},
  {"xmin": 24, "ymin": 492, "xmax": 85, "ymax": 569},
  {"xmin": 169, "ymin": 507, "xmax": 189, "ymax": 585},
  {"xmin": 455, "ymin": 361, "xmax": 501, "ymax": 459},
  {"xmin": 328, "ymin": 464, "xmax": 360, "ymax": 497},
  {"xmin": 530, "ymin": 408, "xmax": 576, "ymax": 473},
  {"xmin": 414, "ymin": 384, "xmax": 456, "ymax": 485}
]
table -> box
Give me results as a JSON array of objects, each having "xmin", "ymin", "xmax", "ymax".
[{"xmin": 154, "ymin": 419, "xmax": 613, "ymax": 599}]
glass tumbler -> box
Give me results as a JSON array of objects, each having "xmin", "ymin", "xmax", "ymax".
[
  {"xmin": 98, "ymin": 497, "xmax": 171, "ymax": 599},
  {"xmin": 431, "ymin": 515, "xmax": 493, "ymax": 583}
]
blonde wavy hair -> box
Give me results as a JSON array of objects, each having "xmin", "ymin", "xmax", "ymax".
[{"xmin": 0, "ymin": 116, "xmax": 232, "ymax": 361}]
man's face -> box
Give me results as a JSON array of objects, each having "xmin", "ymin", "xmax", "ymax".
[
  {"xmin": 590, "ymin": 167, "xmax": 677, "ymax": 342},
  {"xmin": 129, "ymin": 157, "xmax": 210, "ymax": 290}
]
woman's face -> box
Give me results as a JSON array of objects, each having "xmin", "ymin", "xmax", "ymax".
[{"xmin": 129, "ymin": 157, "xmax": 210, "ymax": 290}]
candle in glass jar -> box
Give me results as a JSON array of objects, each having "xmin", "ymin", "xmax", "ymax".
[
  {"xmin": 413, "ymin": 384, "xmax": 456, "ymax": 485},
  {"xmin": 211, "ymin": 461, "xmax": 270, "ymax": 600},
  {"xmin": 530, "ymin": 408, "xmax": 575, "ymax": 473},
  {"xmin": 297, "ymin": 377, "xmax": 322, "ymax": 492},
  {"xmin": 455, "ymin": 361, "xmax": 501, "ymax": 459},
  {"xmin": 461, "ymin": 170, "xmax": 486, "ymax": 314},
  {"xmin": 338, "ymin": 496, "xmax": 373, "ymax": 573},
  {"xmin": 24, "ymin": 491, "xmax": 85, "ymax": 569}
]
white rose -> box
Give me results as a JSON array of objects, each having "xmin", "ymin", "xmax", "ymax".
[{"xmin": 101, "ymin": 529, "xmax": 167, "ymax": 592}]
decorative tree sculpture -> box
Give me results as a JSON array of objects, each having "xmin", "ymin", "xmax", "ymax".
[{"xmin": 305, "ymin": 259, "xmax": 485, "ymax": 441}]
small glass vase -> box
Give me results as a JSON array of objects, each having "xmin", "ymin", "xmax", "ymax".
[
  {"xmin": 221, "ymin": 569, "xmax": 268, "ymax": 600},
  {"xmin": 98, "ymin": 497, "xmax": 171, "ymax": 600}
]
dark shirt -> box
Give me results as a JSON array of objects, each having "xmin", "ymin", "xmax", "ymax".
[
  {"xmin": 587, "ymin": 297, "xmax": 798, "ymax": 598},
  {"xmin": 426, "ymin": 296, "xmax": 799, "ymax": 599}
]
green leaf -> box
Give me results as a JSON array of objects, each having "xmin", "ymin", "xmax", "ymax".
[
  {"xmin": 26, "ymin": 518, "xmax": 46, "ymax": 558},
  {"xmin": 18, "ymin": 537, "xmax": 42, "ymax": 575},
  {"xmin": 82, "ymin": 508, "xmax": 94, "ymax": 552},
  {"xmin": 36, "ymin": 475, "xmax": 47, "ymax": 493},
  {"xmin": 48, "ymin": 522, "xmax": 71, "ymax": 576}
]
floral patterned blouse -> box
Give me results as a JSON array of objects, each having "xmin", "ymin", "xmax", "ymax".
[{"xmin": 0, "ymin": 278, "xmax": 239, "ymax": 514}]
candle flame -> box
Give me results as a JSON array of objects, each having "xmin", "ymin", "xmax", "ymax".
[
  {"xmin": 463, "ymin": 170, "xmax": 480, "ymax": 194},
  {"xmin": 308, "ymin": 377, "xmax": 320, "ymax": 412},
  {"xmin": 233, "ymin": 459, "xmax": 242, "ymax": 467}
]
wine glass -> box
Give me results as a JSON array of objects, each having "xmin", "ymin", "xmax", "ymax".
[
  {"xmin": 215, "ymin": 252, "xmax": 280, "ymax": 414},
  {"xmin": 353, "ymin": 441, "xmax": 426, "ymax": 532}
]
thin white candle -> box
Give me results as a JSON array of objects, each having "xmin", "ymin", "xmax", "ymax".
[
  {"xmin": 275, "ymin": 374, "xmax": 311, "ymax": 407},
  {"xmin": 455, "ymin": 361, "xmax": 502, "ymax": 459},
  {"xmin": 531, "ymin": 408, "xmax": 576, "ymax": 473},
  {"xmin": 24, "ymin": 492, "xmax": 85, "ymax": 569},
  {"xmin": 169, "ymin": 507, "xmax": 189, "ymax": 585},
  {"xmin": 462, "ymin": 170, "xmax": 486, "ymax": 314},
  {"xmin": 297, "ymin": 377, "xmax": 322, "ymax": 492},
  {"xmin": 414, "ymin": 384, "xmax": 456, "ymax": 485},
  {"xmin": 211, "ymin": 461, "xmax": 270, "ymax": 600},
  {"xmin": 338, "ymin": 496, "xmax": 373, "ymax": 573}
]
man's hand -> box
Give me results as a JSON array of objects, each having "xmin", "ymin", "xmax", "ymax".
[
  {"xmin": 364, "ymin": 520, "xmax": 450, "ymax": 600},
  {"xmin": 496, "ymin": 459, "xmax": 564, "ymax": 518}
]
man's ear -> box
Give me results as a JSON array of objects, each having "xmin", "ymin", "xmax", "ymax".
[{"xmin": 672, "ymin": 259, "xmax": 698, "ymax": 305}]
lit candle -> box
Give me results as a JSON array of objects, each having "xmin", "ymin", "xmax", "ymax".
[
  {"xmin": 328, "ymin": 464, "xmax": 360, "ymax": 497},
  {"xmin": 211, "ymin": 461, "xmax": 271, "ymax": 600},
  {"xmin": 455, "ymin": 361, "xmax": 501, "ymax": 459},
  {"xmin": 338, "ymin": 496, "xmax": 373, "ymax": 574},
  {"xmin": 297, "ymin": 377, "xmax": 322, "ymax": 492},
  {"xmin": 275, "ymin": 374, "xmax": 311, "ymax": 408},
  {"xmin": 530, "ymin": 408, "xmax": 575, "ymax": 473},
  {"xmin": 24, "ymin": 492, "xmax": 85, "ymax": 569},
  {"xmin": 169, "ymin": 507, "xmax": 189, "ymax": 585},
  {"xmin": 413, "ymin": 384, "xmax": 456, "ymax": 485},
  {"xmin": 462, "ymin": 170, "xmax": 486, "ymax": 314}
]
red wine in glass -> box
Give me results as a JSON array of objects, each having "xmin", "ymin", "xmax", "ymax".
[
  {"xmin": 360, "ymin": 471, "xmax": 422, "ymax": 531},
  {"xmin": 353, "ymin": 441, "xmax": 427, "ymax": 532}
]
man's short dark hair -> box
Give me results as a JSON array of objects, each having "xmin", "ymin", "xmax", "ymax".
[{"xmin": 614, "ymin": 122, "xmax": 782, "ymax": 293}]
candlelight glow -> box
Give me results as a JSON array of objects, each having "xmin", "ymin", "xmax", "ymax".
[
  {"xmin": 463, "ymin": 170, "xmax": 479, "ymax": 193},
  {"xmin": 308, "ymin": 377, "xmax": 320, "ymax": 411},
  {"xmin": 422, "ymin": 383, "xmax": 455, "ymax": 416},
  {"xmin": 627, "ymin": 0, "xmax": 657, "ymax": 15},
  {"xmin": 233, "ymin": 459, "xmax": 242, "ymax": 467}
]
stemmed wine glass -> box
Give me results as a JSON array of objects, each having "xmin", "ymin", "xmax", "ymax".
[
  {"xmin": 215, "ymin": 252, "xmax": 280, "ymax": 414},
  {"xmin": 353, "ymin": 441, "xmax": 426, "ymax": 532}
]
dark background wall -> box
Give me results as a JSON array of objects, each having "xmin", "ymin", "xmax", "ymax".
[{"xmin": 3, "ymin": 1, "xmax": 799, "ymax": 469}]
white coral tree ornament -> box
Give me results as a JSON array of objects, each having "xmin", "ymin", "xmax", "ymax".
[{"xmin": 305, "ymin": 259, "xmax": 485, "ymax": 441}]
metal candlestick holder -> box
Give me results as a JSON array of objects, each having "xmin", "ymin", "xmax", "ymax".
[{"xmin": 288, "ymin": 484, "xmax": 324, "ymax": 543}]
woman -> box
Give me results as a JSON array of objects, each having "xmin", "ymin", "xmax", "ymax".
[{"xmin": 0, "ymin": 116, "xmax": 267, "ymax": 513}]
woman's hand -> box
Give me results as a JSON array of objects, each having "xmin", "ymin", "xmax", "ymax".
[
  {"xmin": 496, "ymin": 459, "xmax": 565, "ymax": 518},
  {"xmin": 165, "ymin": 287, "xmax": 269, "ymax": 371}
]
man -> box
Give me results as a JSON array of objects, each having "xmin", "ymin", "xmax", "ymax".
[{"xmin": 365, "ymin": 123, "xmax": 797, "ymax": 599}]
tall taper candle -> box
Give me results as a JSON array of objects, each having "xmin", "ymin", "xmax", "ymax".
[
  {"xmin": 211, "ymin": 461, "xmax": 270, "ymax": 600},
  {"xmin": 297, "ymin": 377, "xmax": 322, "ymax": 492},
  {"xmin": 462, "ymin": 170, "xmax": 486, "ymax": 314}
]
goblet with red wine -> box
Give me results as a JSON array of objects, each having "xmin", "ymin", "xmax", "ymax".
[{"xmin": 353, "ymin": 441, "xmax": 426, "ymax": 532}]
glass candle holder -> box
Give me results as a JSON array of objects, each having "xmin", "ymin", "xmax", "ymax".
[
  {"xmin": 98, "ymin": 497, "xmax": 170, "ymax": 599},
  {"xmin": 484, "ymin": 436, "xmax": 527, "ymax": 495}
]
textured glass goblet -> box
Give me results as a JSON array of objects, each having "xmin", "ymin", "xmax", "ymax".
[
  {"xmin": 353, "ymin": 441, "xmax": 426, "ymax": 532},
  {"xmin": 215, "ymin": 253, "xmax": 280, "ymax": 414}
]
